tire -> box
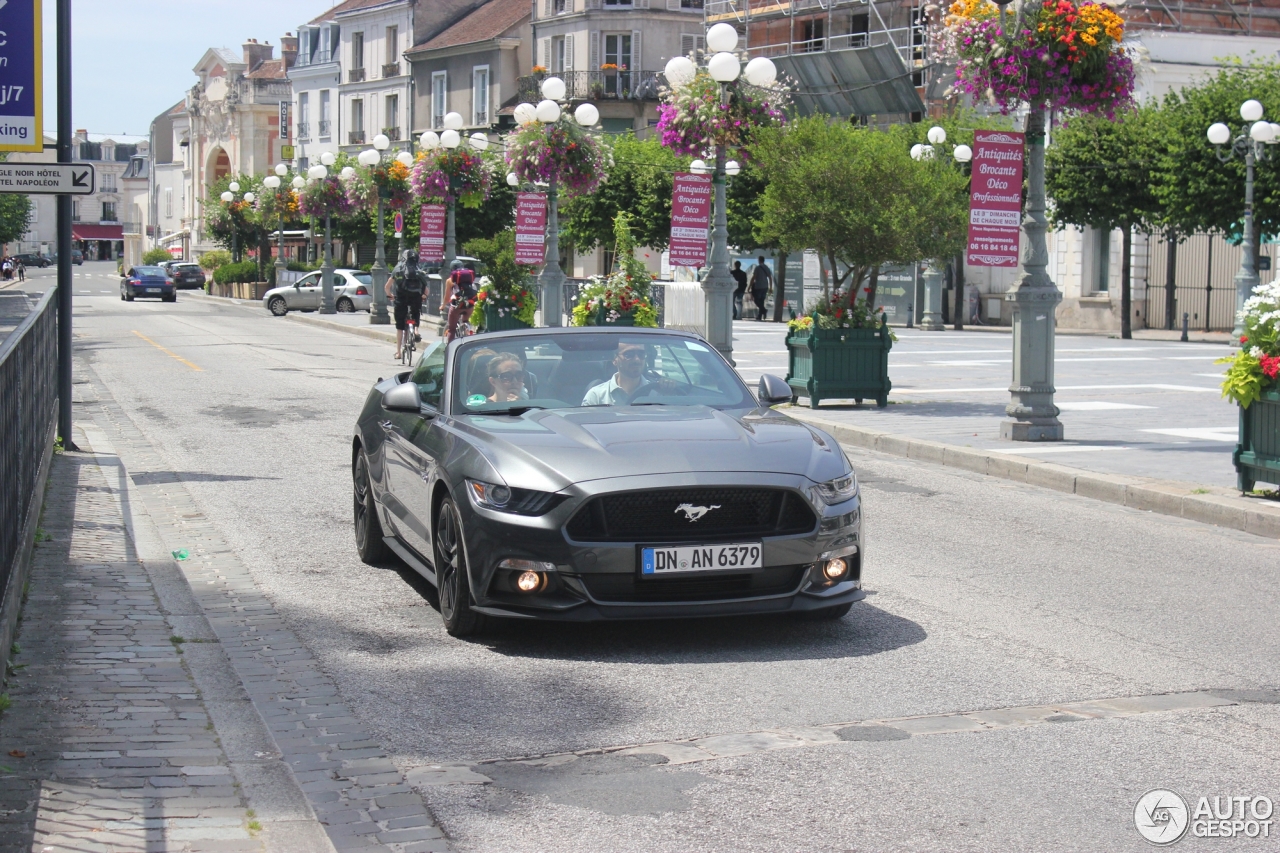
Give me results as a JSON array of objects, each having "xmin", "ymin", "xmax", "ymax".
[
  {"xmin": 120, "ymin": 290, "xmax": 126, "ymax": 301},
  {"xmin": 268, "ymin": 297, "xmax": 288, "ymax": 317},
  {"xmin": 336, "ymin": 297, "xmax": 355, "ymax": 313},
  {"xmin": 125, "ymin": 289, "xmax": 135, "ymax": 302},
  {"xmin": 434, "ymin": 497, "xmax": 487, "ymax": 637},
  {"xmin": 798, "ymin": 602, "xmax": 854, "ymax": 621},
  {"xmin": 353, "ymin": 451, "xmax": 393, "ymax": 565},
  {"xmin": 163, "ymin": 294, "xmax": 176, "ymax": 303}
]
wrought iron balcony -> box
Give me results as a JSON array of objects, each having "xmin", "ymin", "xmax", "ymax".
[
  {"xmin": 382, "ymin": 127, "xmax": 401, "ymax": 141},
  {"xmin": 296, "ymin": 122, "xmax": 311, "ymax": 142},
  {"xmin": 516, "ymin": 70, "xmax": 662, "ymax": 103},
  {"xmin": 349, "ymin": 130, "xmax": 366, "ymax": 145},
  {"xmin": 318, "ymin": 119, "xmax": 332, "ymax": 138},
  {"xmin": 349, "ymin": 67, "xmax": 366, "ymax": 83},
  {"xmin": 382, "ymin": 62, "xmax": 400, "ymax": 78}
]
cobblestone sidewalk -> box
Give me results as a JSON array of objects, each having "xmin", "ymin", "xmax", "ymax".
[{"xmin": 0, "ymin": 437, "xmax": 264, "ymax": 852}]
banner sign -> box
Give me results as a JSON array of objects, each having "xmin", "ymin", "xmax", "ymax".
[
  {"xmin": 419, "ymin": 204, "xmax": 446, "ymax": 263},
  {"xmin": 966, "ymin": 130, "xmax": 1025, "ymax": 268},
  {"xmin": 0, "ymin": 0, "xmax": 42, "ymax": 152},
  {"xmin": 514, "ymin": 192, "xmax": 547, "ymax": 265},
  {"xmin": 669, "ymin": 172, "xmax": 712, "ymax": 268}
]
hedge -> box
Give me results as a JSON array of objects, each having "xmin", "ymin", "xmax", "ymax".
[{"xmin": 212, "ymin": 260, "xmax": 260, "ymax": 284}]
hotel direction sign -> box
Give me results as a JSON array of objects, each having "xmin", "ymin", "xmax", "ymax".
[
  {"xmin": 0, "ymin": 0, "xmax": 43, "ymax": 152},
  {"xmin": 0, "ymin": 162, "xmax": 95, "ymax": 194}
]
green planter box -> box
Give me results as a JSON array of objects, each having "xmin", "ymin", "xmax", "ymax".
[
  {"xmin": 482, "ymin": 303, "xmax": 531, "ymax": 332},
  {"xmin": 785, "ymin": 320, "xmax": 893, "ymax": 408},
  {"xmin": 1234, "ymin": 389, "xmax": 1280, "ymax": 492}
]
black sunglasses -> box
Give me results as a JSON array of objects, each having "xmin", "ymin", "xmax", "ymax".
[{"xmin": 494, "ymin": 370, "xmax": 525, "ymax": 382}]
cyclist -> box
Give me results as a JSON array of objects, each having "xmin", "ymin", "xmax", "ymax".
[
  {"xmin": 441, "ymin": 259, "xmax": 476, "ymax": 344},
  {"xmin": 387, "ymin": 249, "xmax": 427, "ymax": 361}
]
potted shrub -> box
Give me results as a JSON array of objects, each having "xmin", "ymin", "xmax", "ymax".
[
  {"xmin": 785, "ymin": 288, "xmax": 893, "ymax": 408},
  {"xmin": 571, "ymin": 213, "xmax": 658, "ymax": 327},
  {"xmin": 464, "ymin": 231, "xmax": 538, "ymax": 332},
  {"xmin": 1218, "ymin": 281, "xmax": 1280, "ymax": 493}
]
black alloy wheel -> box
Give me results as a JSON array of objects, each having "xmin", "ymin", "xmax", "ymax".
[
  {"xmin": 268, "ymin": 296, "xmax": 288, "ymax": 317},
  {"xmin": 336, "ymin": 297, "xmax": 355, "ymax": 313},
  {"xmin": 353, "ymin": 451, "xmax": 393, "ymax": 565},
  {"xmin": 433, "ymin": 498, "xmax": 486, "ymax": 637}
]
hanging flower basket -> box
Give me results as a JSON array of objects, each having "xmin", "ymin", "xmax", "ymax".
[
  {"xmin": 253, "ymin": 187, "xmax": 299, "ymax": 221},
  {"xmin": 657, "ymin": 71, "xmax": 789, "ymax": 157},
  {"xmin": 345, "ymin": 159, "xmax": 413, "ymax": 210},
  {"xmin": 936, "ymin": 0, "xmax": 1135, "ymax": 116},
  {"xmin": 506, "ymin": 118, "xmax": 605, "ymax": 196},
  {"xmin": 298, "ymin": 176, "xmax": 355, "ymax": 219},
  {"xmin": 1218, "ymin": 281, "xmax": 1280, "ymax": 492},
  {"xmin": 411, "ymin": 148, "xmax": 491, "ymax": 208}
]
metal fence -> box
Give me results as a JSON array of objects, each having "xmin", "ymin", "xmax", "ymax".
[
  {"xmin": 1145, "ymin": 232, "xmax": 1279, "ymax": 332},
  {"xmin": 0, "ymin": 287, "xmax": 58, "ymax": 613}
]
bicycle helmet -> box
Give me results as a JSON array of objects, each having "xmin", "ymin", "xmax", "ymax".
[
  {"xmin": 450, "ymin": 260, "xmax": 464, "ymax": 271},
  {"xmin": 401, "ymin": 249, "xmax": 417, "ymax": 264}
]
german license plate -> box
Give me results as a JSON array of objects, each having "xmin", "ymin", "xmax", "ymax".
[
  {"xmin": 147, "ymin": 287, "xmax": 160, "ymax": 293},
  {"xmin": 641, "ymin": 542, "xmax": 762, "ymax": 576}
]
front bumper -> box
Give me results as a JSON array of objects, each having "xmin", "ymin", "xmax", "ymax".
[{"xmin": 454, "ymin": 472, "xmax": 864, "ymax": 622}]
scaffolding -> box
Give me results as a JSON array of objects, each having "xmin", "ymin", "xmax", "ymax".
[{"xmin": 1125, "ymin": 0, "xmax": 1280, "ymax": 36}]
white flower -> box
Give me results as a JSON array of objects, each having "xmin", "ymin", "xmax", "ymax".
[{"xmin": 1251, "ymin": 346, "xmax": 1265, "ymax": 358}]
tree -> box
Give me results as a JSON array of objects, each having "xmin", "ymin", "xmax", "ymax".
[
  {"xmin": 727, "ymin": 161, "xmax": 800, "ymax": 320},
  {"xmin": 1154, "ymin": 62, "xmax": 1280, "ymax": 244},
  {"xmin": 0, "ymin": 153, "xmax": 31, "ymax": 246},
  {"xmin": 561, "ymin": 133, "xmax": 686, "ymax": 253},
  {"xmin": 752, "ymin": 116, "xmax": 969, "ymax": 310},
  {"xmin": 1046, "ymin": 105, "xmax": 1167, "ymax": 338},
  {"xmin": 142, "ymin": 247, "xmax": 173, "ymax": 265}
]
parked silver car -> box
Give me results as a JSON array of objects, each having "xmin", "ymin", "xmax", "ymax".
[{"xmin": 263, "ymin": 269, "xmax": 374, "ymax": 315}]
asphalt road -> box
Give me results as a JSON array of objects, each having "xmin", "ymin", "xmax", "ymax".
[{"xmin": 57, "ymin": 262, "xmax": 1280, "ymax": 851}]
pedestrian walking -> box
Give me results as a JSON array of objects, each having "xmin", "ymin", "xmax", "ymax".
[
  {"xmin": 748, "ymin": 256, "xmax": 773, "ymax": 321},
  {"xmin": 16, "ymin": 259, "xmax": 25, "ymax": 282},
  {"xmin": 730, "ymin": 260, "xmax": 747, "ymax": 320}
]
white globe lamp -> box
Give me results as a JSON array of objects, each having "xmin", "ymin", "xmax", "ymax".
[
  {"xmin": 242, "ymin": 192, "xmax": 255, "ymax": 203},
  {"xmin": 1250, "ymin": 120, "xmax": 1275, "ymax": 142},
  {"xmin": 1207, "ymin": 122, "xmax": 1231, "ymax": 145},
  {"xmin": 308, "ymin": 164, "xmax": 327, "ymax": 180},
  {"xmin": 742, "ymin": 57, "xmax": 777, "ymax": 87},
  {"xmin": 469, "ymin": 132, "xmax": 489, "ymax": 151},
  {"xmin": 274, "ymin": 163, "xmax": 288, "ymax": 176},
  {"xmin": 506, "ymin": 172, "xmax": 519, "ymax": 187},
  {"xmin": 706, "ymin": 22, "xmax": 739, "ymax": 53},
  {"xmin": 1241, "ymin": 99, "xmax": 1264, "ymax": 122},
  {"xmin": 707, "ymin": 52, "xmax": 741, "ymax": 83},
  {"xmin": 443, "ymin": 112, "xmax": 464, "ymax": 131},
  {"xmin": 228, "ymin": 181, "xmax": 240, "ymax": 193},
  {"xmin": 420, "ymin": 131, "xmax": 441, "ymax": 149},
  {"xmin": 664, "ymin": 56, "xmax": 696, "ymax": 87},
  {"xmin": 953, "ymin": 144, "xmax": 973, "ymax": 163},
  {"xmin": 320, "ymin": 152, "xmax": 336, "ymax": 166},
  {"xmin": 513, "ymin": 103, "xmax": 537, "ymax": 126},
  {"xmin": 574, "ymin": 103, "xmax": 599, "ymax": 127},
  {"xmin": 910, "ymin": 143, "xmax": 925, "ymax": 161},
  {"xmin": 541, "ymin": 76, "xmax": 566, "ymax": 101},
  {"xmin": 535, "ymin": 99, "xmax": 561, "ymax": 123},
  {"xmin": 340, "ymin": 166, "xmax": 355, "ymax": 179},
  {"xmin": 263, "ymin": 175, "xmax": 281, "ymax": 189},
  {"xmin": 927, "ymin": 125, "xmax": 947, "ymax": 145},
  {"xmin": 395, "ymin": 150, "xmax": 414, "ymax": 166},
  {"xmin": 440, "ymin": 129, "xmax": 461, "ymax": 149},
  {"xmin": 291, "ymin": 175, "xmax": 305, "ymax": 189},
  {"xmin": 220, "ymin": 191, "xmax": 233, "ymax": 203},
  {"xmin": 725, "ymin": 159, "xmax": 741, "ymax": 176},
  {"xmin": 373, "ymin": 133, "xmax": 391, "ymax": 151},
  {"xmin": 357, "ymin": 148, "xmax": 380, "ymax": 167},
  {"xmin": 690, "ymin": 159, "xmax": 708, "ymax": 175}
]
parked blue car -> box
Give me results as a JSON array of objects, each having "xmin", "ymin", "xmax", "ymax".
[{"xmin": 120, "ymin": 266, "xmax": 176, "ymax": 302}]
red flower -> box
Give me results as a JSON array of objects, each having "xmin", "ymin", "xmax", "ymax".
[
  {"xmin": 1261, "ymin": 354, "xmax": 1280, "ymax": 379},
  {"xmin": 1240, "ymin": 335, "xmax": 1249, "ymax": 344}
]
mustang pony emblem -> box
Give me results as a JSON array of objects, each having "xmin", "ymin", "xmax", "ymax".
[{"xmin": 675, "ymin": 503, "xmax": 721, "ymax": 522}]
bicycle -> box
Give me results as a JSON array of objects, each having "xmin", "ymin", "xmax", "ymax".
[{"xmin": 401, "ymin": 316, "xmax": 418, "ymax": 366}]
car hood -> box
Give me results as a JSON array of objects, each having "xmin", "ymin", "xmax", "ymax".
[{"xmin": 451, "ymin": 406, "xmax": 848, "ymax": 490}]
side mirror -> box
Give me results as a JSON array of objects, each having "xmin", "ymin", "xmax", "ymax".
[
  {"xmin": 758, "ymin": 374, "xmax": 792, "ymax": 406},
  {"xmin": 382, "ymin": 382, "xmax": 423, "ymax": 413}
]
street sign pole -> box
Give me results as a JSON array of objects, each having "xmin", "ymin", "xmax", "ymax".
[{"xmin": 56, "ymin": 0, "xmax": 75, "ymax": 450}]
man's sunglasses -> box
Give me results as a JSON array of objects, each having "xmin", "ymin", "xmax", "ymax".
[
  {"xmin": 494, "ymin": 370, "xmax": 525, "ymax": 382},
  {"xmin": 618, "ymin": 350, "xmax": 646, "ymax": 361}
]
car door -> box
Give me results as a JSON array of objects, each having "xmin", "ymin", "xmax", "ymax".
[
  {"xmin": 292, "ymin": 272, "xmax": 322, "ymax": 309},
  {"xmin": 381, "ymin": 341, "xmax": 449, "ymax": 566}
]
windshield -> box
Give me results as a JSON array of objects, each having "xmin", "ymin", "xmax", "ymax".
[
  {"xmin": 135, "ymin": 266, "xmax": 167, "ymax": 277},
  {"xmin": 451, "ymin": 332, "xmax": 755, "ymax": 414}
]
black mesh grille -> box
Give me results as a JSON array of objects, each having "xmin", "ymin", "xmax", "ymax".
[
  {"xmin": 566, "ymin": 488, "xmax": 816, "ymax": 542},
  {"xmin": 578, "ymin": 565, "xmax": 808, "ymax": 603}
]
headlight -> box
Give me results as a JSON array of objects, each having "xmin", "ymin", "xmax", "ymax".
[
  {"xmin": 811, "ymin": 472, "xmax": 859, "ymax": 506},
  {"xmin": 465, "ymin": 479, "xmax": 562, "ymax": 515}
]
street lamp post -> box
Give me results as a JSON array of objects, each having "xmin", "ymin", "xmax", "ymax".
[
  {"xmin": 666, "ymin": 25, "xmax": 778, "ymax": 362},
  {"xmin": 511, "ymin": 82, "xmax": 600, "ymax": 327},
  {"xmin": 263, "ymin": 163, "xmax": 290, "ymax": 281},
  {"xmin": 1207, "ymin": 100, "xmax": 1278, "ymax": 337},
  {"xmin": 307, "ymin": 152, "xmax": 339, "ymax": 313},
  {"xmin": 910, "ymin": 127, "xmax": 973, "ymax": 331},
  {"xmin": 1001, "ymin": 107, "xmax": 1064, "ymax": 442},
  {"xmin": 359, "ymin": 133, "xmax": 414, "ymax": 325},
  {"xmin": 219, "ymin": 181, "xmax": 252, "ymax": 263}
]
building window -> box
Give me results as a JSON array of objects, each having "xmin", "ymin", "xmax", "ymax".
[
  {"xmin": 1093, "ymin": 228, "xmax": 1111, "ymax": 293},
  {"xmin": 554, "ymin": 0, "xmax": 567, "ymax": 13},
  {"xmin": 384, "ymin": 93, "xmax": 399, "ymax": 138},
  {"xmin": 680, "ymin": 33, "xmax": 705, "ymax": 56},
  {"xmin": 552, "ymin": 36, "xmax": 566, "ymax": 72},
  {"xmin": 432, "ymin": 72, "xmax": 447, "ymax": 129},
  {"xmin": 604, "ymin": 33, "xmax": 631, "ymax": 70},
  {"xmin": 604, "ymin": 0, "xmax": 632, "ymax": 6},
  {"xmin": 101, "ymin": 173, "xmax": 117, "ymax": 192},
  {"xmin": 319, "ymin": 90, "xmax": 331, "ymax": 139},
  {"xmin": 352, "ymin": 31, "xmax": 364, "ymax": 68},
  {"xmin": 298, "ymin": 92, "xmax": 310, "ymax": 140},
  {"xmin": 800, "ymin": 18, "xmax": 824, "ymax": 52},
  {"xmin": 680, "ymin": 0, "xmax": 703, "ymax": 7},
  {"xmin": 165, "ymin": 188, "xmax": 172, "ymax": 217},
  {"xmin": 298, "ymin": 156, "xmax": 309, "ymax": 171},
  {"xmin": 385, "ymin": 25, "xmax": 398, "ymax": 59},
  {"xmin": 350, "ymin": 98, "xmax": 365, "ymax": 144},
  {"xmin": 473, "ymin": 66, "xmax": 489, "ymax": 126},
  {"xmin": 849, "ymin": 13, "xmax": 869, "ymax": 48},
  {"xmin": 72, "ymin": 200, "xmax": 80, "ymax": 221},
  {"xmin": 101, "ymin": 201, "xmax": 117, "ymax": 222}
]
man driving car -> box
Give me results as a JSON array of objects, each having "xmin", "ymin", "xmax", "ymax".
[{"xmin": 582, "ymin": 341, "xmax": 652, "ymax": 406}]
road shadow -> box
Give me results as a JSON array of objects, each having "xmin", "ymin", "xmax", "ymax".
[
  {"xmin": 129, "ymin": 471, "xmax": 281, "ymax": 485},
  {"xmin": 477, "ymin": 599, "xmax": 925, "ymax": 665}
]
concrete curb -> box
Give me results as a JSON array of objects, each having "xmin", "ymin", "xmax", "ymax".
[
  {"xmin": 786, "ymin": 408, "xmax": 1280, "ymax": 540},
  {"xmin": 187, "ymin": 289, "xmax": 444, "ymax": 346}
]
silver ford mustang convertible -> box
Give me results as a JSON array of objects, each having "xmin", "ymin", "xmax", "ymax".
[{"xmin": 351, "ymin": 327, "xmax": 864, "ymax": 636}]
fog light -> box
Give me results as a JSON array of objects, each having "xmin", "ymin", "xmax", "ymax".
[
  {"xmin": 516, "ymin": 570, "xmax": 544, "ymax": 593},
  {"xmin": 823, "ymin": 558, "xmax": 848, "ymax": 581}
]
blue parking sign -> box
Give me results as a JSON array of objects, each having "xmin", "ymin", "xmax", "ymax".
[{"xmin": 0, "ymin": 0, "xmax": 42, "ymax": 152}]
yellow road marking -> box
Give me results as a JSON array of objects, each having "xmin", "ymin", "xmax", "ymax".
[{"xmin": 132, "ymin": 330, "xmax": 203, "ymax": 371}]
